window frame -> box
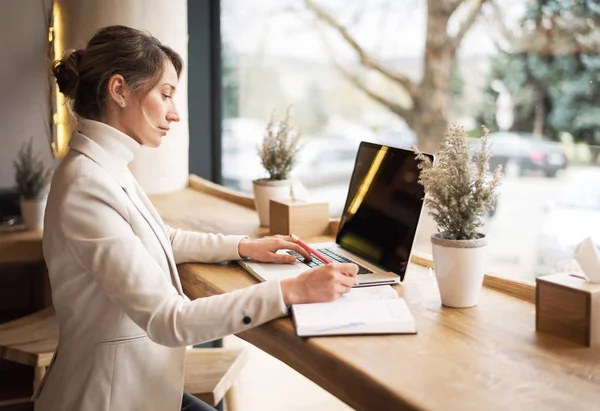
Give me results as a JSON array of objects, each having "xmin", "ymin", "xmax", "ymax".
[{"xmin": 188, "ymin": 0, "xmax": 223, "ymax": 184}]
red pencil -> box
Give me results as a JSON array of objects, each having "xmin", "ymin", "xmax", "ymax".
[{"xmin": 290, "ymin": 233, "xmax": 331, "ymax": 264}]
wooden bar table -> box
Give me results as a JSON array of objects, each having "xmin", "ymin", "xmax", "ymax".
[
  {"xmin": 2, "ymin": 176, "xmax": 599, "ymax": 410},
  {"xmin": 149, "ymin": 177, "xmax": 600, "ymax": 411}
]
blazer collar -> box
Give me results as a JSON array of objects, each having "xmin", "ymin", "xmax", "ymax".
[{"xmin": 68, "ymin": 119, "xmax": 142, "ymax": 188}]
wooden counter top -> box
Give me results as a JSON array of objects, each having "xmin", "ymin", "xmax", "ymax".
[
  {"xmin": 151, "ymin": 177, "xmax": 600, "ymax": 411},
  {"xmin": 176, "ymin": 261, "xmax": 600, "ymax": 411},
  {"xmin": 3, "ymin": 176, "xmax": 599, "ymax": 410},
  {"xmin": 0, "ymin": 228, "xmax": 43, "ymax": 265}
]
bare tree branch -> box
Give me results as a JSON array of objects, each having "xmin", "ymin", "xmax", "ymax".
[
  {"xmin": 348, "ymin": 0, "xmax": 367, "ymax": 26},
  {"xmin": 303, "ymin": 0, "xmax": 421, "ymax": 100},
  {"xmin": 482, "ymin": 0, "xmax": 517, "ymax": 53},
  {"xmin": 450, "ymin": 0, "xmax": 466, "ymax": 14},
  {"xmin": 334, "ymin": 61, "xmax": 415, "ymax": 125},
  {"xmin": 310, "ymin": 7, "xmax": 415, "ymax": 125},
  {"xmin": 451, "ymin": 0, "xmax": 487, "ymax": 50}
]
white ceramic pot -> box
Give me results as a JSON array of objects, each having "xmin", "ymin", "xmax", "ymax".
[
  {"xmin": 252, "ymin": 179, "xmax": 291, "ymax": 227},
  {"xmin": 431, "ymin": 233, "xmax": 488, "ymax": 308},
  {"xmin": 20, "ymin": 196, "xmax": 47, "ymax": 231}
]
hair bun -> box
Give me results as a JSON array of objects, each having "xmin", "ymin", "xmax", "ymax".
[{"xmin": 52, "ymin": 49, "xmax": 83, "ymax": 98}]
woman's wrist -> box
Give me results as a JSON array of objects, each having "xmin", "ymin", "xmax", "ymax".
[
  {"xmin": 280, "ymin": 277, "xmax": 302, "ymax": 306},
  {"xmin": 237, "ymin": 238, "xmax": 250, "ymax": 259}
]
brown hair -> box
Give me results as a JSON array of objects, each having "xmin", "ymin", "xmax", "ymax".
[{"xmin": 52, "ymin": 25, "xmax": 183, "ymax": 120}]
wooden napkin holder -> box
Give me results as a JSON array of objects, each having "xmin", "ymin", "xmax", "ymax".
[
  {"xmin": 536, "ymin": 273, "xmax": 600, "ymax": 346},
  {"xmin": 269, "ymin": 198, "xmax": 330, "ymax": 238}
]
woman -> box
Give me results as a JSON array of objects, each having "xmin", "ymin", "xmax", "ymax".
[{"xmin": 37, "ymin": 25, "xmax": 358, "ymax": 411}]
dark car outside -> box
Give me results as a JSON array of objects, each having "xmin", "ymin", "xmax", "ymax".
[
  {"xmin": 487, "ymin": 132, "xmax": 568, "ymax": 178},
  {"xmin": 490, "ymin": 132, "xmax": 568, "ymax": 177}
]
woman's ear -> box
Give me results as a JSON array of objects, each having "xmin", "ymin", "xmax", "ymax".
[{"xmin": 107, "ymin": 74, "xmax": 128, "ymax": 107}]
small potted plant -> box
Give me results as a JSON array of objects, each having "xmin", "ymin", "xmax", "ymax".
[
  {"xmin": 14, "ymin": 139, "xmax": 51, "ymax": 231},
  {"xmin": 253, "ymin": 107, "xmax": 302, "ymax": 227},
  {"xmin": 415, "ymin": 123, "xmax": 503, "ymax": 307}
]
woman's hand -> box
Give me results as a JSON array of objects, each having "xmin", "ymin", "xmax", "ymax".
[
  {"xmin": 280, "ymin": 263, "xmax": 359, "ymax": 305},
  {"xmin": 238, "ymin": 235, "xmax": 312, "ymax": 263}
]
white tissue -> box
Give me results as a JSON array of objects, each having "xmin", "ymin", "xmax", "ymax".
[
  {"xmin": 574, "ymin": 237, "xmax": 600, "ymax": 283},
  {"xmin": 290, "ymin": 180, "xmax": 311, "ymax": 202}
]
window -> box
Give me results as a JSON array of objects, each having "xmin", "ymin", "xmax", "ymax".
[{"xmin": 220, "ymin": 0, "xmax": 600, "ymax": 283}]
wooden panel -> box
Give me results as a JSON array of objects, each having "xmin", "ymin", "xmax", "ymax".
[
  {"xmin": 184, "ymin": 348, "xmax": 249, "ymax": 406},
  {"xmin": 269, "ymin": 199, "xmax": 330, "ymax": 238},
  {"xmin": 3, "ymin": 340, "xmax": 56, "ymax": 368},
  {"xmin": 593, "ymin": 286, "xmax": 600, "ymax": 346},
  {"xmin": 328, "ymin": 219, "xmax": 340, "ymax": 236},
  {"xmin": 0, "ymin": 230, "xmax": 43, "ymax": 265},
  {"xmin": 536, "ymin": 274, "xmax": 600, "ymax": 346},
  {"xmin": 0, "ymin": 268, "xmax": 32, "ymax": 313},
  {"xmin": 0, "ymin": 398, "xmax": 32, "ymax": 411},
  {"xmin": 0, "ymin": 263, "xmax": 48, "ymax": 324},
  {"xmin": 537, "ymin": 281, "xmax": 589, "ymax": 345},
  {"xmin": 0, "ymin": 361, "xmax": 32, "ymax": 411},
  {"xmin": 0, "ymin": 307, "xmax": 58, "ymax": 364},
  {"xmin": 0, "ymin": 309, "xmax": 56, "ymax": 409}
]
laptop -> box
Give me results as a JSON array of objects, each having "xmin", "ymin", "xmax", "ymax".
[{"xmin": 239, "ymin": 141, "xmax": 433, "ymax": 287}]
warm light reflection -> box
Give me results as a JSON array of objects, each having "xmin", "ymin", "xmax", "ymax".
[
  {"xmin": 52, "ymin": 1, "xmax": 69, "ymax": 158},
  {"xmin": 348, "ymin": 146, "xmax": 388, "ymax": 215}
]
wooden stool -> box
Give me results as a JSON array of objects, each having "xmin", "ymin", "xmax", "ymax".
[
  {"xmin": 0, "ymin": 306, "xmax": 57, "ymax": 409},
  {"xmin": 0, "ymin": 309, "xmax": 249, "ymax": 411},
  {"xmin": 0, "ymin": 306, "xmax": 57, "ymax": 389},
  {"xmin": 184, "ymin": 347, "xmax": 249, "ymax": 411}
]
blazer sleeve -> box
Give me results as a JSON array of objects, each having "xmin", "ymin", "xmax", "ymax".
[
  {"xmin": 164, "ymin": 225, "xmax": 247, "ymax": 264},
  {"xmin": 59, "ymin": 176, "xmax": 288, "ymax": 347}
]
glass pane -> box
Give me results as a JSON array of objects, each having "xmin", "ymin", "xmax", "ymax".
[{"xmin": 220, "ymin": 0, "xmax": 600, "ymax": 282}]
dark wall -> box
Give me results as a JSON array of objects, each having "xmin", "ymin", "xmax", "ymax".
[{"xmin": 188, "ymin": 0, "xmax": 222, "ymax": 183}]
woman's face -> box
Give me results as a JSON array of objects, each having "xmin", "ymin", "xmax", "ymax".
[{"xmin": 123, "ymin": 60, "xmax": 180, "ymax": 147}]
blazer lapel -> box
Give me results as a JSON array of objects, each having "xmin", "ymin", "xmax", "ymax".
[
  {"xmin": 122, "ymin": 184, "xmax": 184, "ymax": 296},
  {"xmin": 69, "ymin": 132, "xmax": 184, "ymax": 296},
  {"xmin": 129, "ymin": 178, "xmax": 184, "ymax": 295}
]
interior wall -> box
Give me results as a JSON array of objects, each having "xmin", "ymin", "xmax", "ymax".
[
  {"xmin": 0, "ymin": 0, "xmax": 189, "ymax": 194},
  {"xmin": 57, "ymin": 0, "xmax": 189, "ymax": 194},
  {"xmin": 0, "ymin": 0, "xmax": 55, "ymax": 190}
]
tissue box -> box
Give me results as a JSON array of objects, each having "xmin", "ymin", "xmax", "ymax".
[
  {"xmin": 269, "ymin": 199, "xmax": 329, "ymax": 238},
  {"xmin": 536, "ymin": 273, "xmax": 600, "ymax": 346}
]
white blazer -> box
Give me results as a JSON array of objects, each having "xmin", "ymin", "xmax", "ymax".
[{"xmin": 36, "ymin": 120, "xmax": 287, "ymax": 411}]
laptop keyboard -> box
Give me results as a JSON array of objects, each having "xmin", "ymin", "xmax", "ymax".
[{"xmin": 285, "ymin": 248, "xmax": 373, "ymax": 275}]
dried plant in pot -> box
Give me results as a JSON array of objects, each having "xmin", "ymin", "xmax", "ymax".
[
  {"xmin": 253, "ymin": 107, "xmax": 302, "ymax": 227},
  {"xmin": 414, "ymin": 123, "xmax": 503, "ymax": 307},
  {"xmin": 14, "ymin": 138, "xmax": 51, "ymax": 230}
]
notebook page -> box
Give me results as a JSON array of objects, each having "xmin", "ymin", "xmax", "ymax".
[
  {"xmin": 293, "ymin": 298, "xmax": 414, "ymax": 330},
  {"xmin": 340, "ymin": 285, "xmax": 399, "ymax": 302}
]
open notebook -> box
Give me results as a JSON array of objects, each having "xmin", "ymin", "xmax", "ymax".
[{"xmin": 291, "ymin": 285, "xmax": 417, "ymax": 337}]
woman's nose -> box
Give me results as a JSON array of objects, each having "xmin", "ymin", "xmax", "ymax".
[{"xmin": 167, "ymin": 105, "xmax": 180, "ymax": 123}]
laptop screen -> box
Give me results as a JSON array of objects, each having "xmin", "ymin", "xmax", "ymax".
[{"xmin": 336, "ymin": 141, "xmax": 432, "ymax": 280}]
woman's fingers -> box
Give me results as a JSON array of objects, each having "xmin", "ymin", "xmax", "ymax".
[
  {"xmin": 337, "ymin": 274, "xmax": 358, "ymax": 289},
  {"xmin": 335, "ymin": 282, "xmax": 351, "ymax": 296},
  {"xmin": 270, "ymin": 235, "xmax": 312, "ymax": 260},
  {"xmin": 278, "ymin": 240, "xmax": 312, "ymax": 260},
  {"xmin": 333, "ymin": 263, "xmax": 359, "ymax": 284},
  {"xmin": 268, "ymin": 252, "xmax": 297, "ymax": 263},
  {"xmin": 290, "ymin": 262, "xmax": 361, "ymax": 303},
  {"xmin": 335, "ymin": 262, "xmax": 359, "ymax": 275}
]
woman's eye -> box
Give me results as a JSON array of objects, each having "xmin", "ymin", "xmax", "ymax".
[{"xmin": 162, "ymin": 93, "xmax": 171, "ymax": 100}]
